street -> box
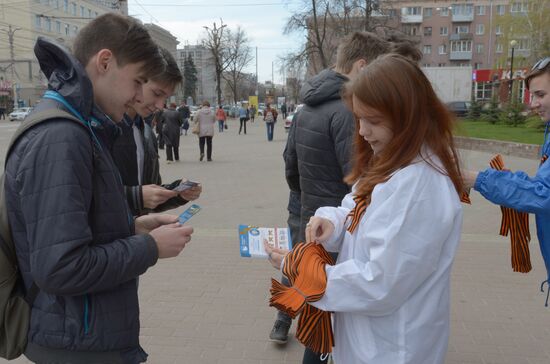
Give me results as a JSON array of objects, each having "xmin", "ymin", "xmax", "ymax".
[{"xmin": 1, "ymin": 117, "xmax": 550, "ymax": 364}]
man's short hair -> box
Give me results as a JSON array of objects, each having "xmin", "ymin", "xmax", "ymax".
[
  {"xmin": 384, "ymin": 32, "xmax": 423, "ymax": 63},
  {"xmin": 151, "ymin": 47, "xmax": 183, "ymax": 89},
  {"xmin": 335, "ymin": 32, "xmax": 390, "ymax": 74},
  {"xmin": 73, "ymin": 13, "xmax": 163, "ymax": 79}
]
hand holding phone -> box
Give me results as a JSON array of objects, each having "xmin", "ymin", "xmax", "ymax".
[
  {"xmin": 173, "ymin": 180, "xmax": 200, "ymax": 192},
  {"xmin": 178, "ymin": 204, "xmax": 201, "ymax": 224}
]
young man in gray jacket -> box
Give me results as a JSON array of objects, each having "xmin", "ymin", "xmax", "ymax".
[{"xmin": 5, "ymin": 14, "xmax": 193, "ymax": 363}]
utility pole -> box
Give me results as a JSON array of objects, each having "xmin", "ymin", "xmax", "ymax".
[
  {"xmin": 255, "ymin": 46, "xmax": 258, "ymax": 97},
  {"xmin": 4, "ymin": 25, "xmax": 21, "ymax": 109}
]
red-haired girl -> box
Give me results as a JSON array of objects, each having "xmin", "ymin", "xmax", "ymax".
[{"xmin": 304, "ymin": 54, "xmax": 465, "ymax": 363}]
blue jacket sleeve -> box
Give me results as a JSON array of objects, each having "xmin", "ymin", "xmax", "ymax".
[{"xmin": 474, "ymin": 162, "xmax": 550, "ymax": 214}]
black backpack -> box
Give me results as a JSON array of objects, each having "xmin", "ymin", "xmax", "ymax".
[{"xmin": 0, "ymin": 109, "xmax": 85, "ymax": 359}]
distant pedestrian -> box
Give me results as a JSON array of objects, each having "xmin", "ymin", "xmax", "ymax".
[
  {"xmin": 0, "ymin": 105, "xmax": 5, "ymax": 120},
  {"xmin": 264, "ymin": 103, "xmax": 277, "ymax": 141},
  {"xmin": 250, "ymin": 104, "xmax": 256, "ymax": 122},
  {"xmin": 281, "ymin": 103, "xmax": 287, "ymax": 119},
  {"xmin": 195, "ymin": 100, "xmax": 216, "ymax": 161},
  {"xmin": 178, "ymin": 101, "xmax": 190, "ymax": 135},
  {"xmin": 239, "ymin": 103, "xmax": 248, "ymax": 134},
  {"xmin": 216, "ymin": 105, "xmax": 226, "ymax": 132},
  {"xmin": 155, "ymin": 109, "xmax": 165, "ymax": 149},
  {"xmin": 161, "ymin": 102, "xmax": 182, "ymax": 163}
]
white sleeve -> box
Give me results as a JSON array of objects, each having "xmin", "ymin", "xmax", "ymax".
[
  {"xmin": 312, "ymin": 174, "xmax": 459, "ymax": 316},
  {"xmin": 314, "ymin": 192, "xmax": 355, "ymax": 252}
]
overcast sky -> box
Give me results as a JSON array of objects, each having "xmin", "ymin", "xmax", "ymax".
[{"xmin": 127, "ymin": 0, "xmax": 304, "ymax": 84}]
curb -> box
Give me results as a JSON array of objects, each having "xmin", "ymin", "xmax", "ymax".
[{"xmin": 454, "ymin": 136, "xmax": 541, "ymax": 160}]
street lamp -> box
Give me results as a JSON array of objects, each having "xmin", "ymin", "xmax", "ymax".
[{"xmin": 509, "ymin": 39, "xmax": 518, "ymax": 101}]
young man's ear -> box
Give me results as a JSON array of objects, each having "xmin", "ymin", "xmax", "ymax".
[{"xmin": 95, "ymin": 49, "xmax": 114, "ymax": 73}]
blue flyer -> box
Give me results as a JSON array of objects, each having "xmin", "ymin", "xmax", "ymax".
[
  {"xmin": 239, "ymin": 225, "xmax": 292, "ymax": 258},
  {"xmin": 178, "ymin": 204, "xmax": 201, "ymax": 224}
]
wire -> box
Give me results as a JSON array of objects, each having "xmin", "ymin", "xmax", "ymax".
[{"xmin": 132, "ymin": 0, "xmax": 159, "ymax": 23}]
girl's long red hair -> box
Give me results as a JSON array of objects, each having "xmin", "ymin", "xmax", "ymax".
[{"xmin": 344, "ymin": 54, "xmax": 464, "ymax": 202}]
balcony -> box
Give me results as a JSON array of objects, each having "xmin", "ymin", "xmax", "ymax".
[
  {"xmin": 452, "ymin": 13, "xmax": 474, "ymax": 22},
  {"xmin": 450, "ymin": 33, "xmax": 473, "ymax": 41},
  {"xmin": 401, "ymin": 14, "xmax": 423, "ymax": 23},
  {"xmin": 450, "ymin": 51, "xmax": 473, "ymax": 60}
]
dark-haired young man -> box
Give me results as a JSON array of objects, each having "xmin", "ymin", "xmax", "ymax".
[{"xmin": 5, "ymin": 13, "xmax": 193, "ymax": 363}]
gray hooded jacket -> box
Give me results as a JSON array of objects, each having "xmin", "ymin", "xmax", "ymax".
[
  {"xmin": 283, "ymin": 69, "xmax": 355, "ymax": 242},
  {"xmin": 5, "ymin": 38, "xmax": 157, "ymax": 363}
]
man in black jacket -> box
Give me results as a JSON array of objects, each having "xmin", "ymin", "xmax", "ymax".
[
  {"xmin": 5, "ymin": 14, "xmax": 193, "ymax": 364},
  {"xmin": 270, "ymin": 31, "xmax": 422, "ymax": 364},
  {"xmin": 113, "ymin": 47, "xmax": 202, "ymax": 216}
]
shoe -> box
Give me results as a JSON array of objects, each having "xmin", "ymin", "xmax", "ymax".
[
  {"xmin": 269, "ymin": 320, "xmax": 291, "ymax": 344},
  {"xmin": 166, "ymin": 160, "xmax": 172, "ymax": 164},
  {"xmin": 207, "ymin": 158, "xmax": 212, "ymax": 162},
  {"xmin": 200, "ymin": 153, "xmax": 204, "ymax": 161}
]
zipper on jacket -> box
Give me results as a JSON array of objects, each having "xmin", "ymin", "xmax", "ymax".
[{"xmin": 83, "ymin": 294, "xmax": 90, "ymax": 334}]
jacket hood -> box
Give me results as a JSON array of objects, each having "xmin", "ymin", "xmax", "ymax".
[
  {"xmin": 34, "ymin": 37, "xmax": 94, "ymax": 120},
  {"xmin": 299, "ymin": 69, "xmax": 348, "ymax": 107}
]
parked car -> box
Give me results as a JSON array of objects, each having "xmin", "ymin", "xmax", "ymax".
[
  {"xmin": 284, "ymin": 104, "xmax": 304, "ymax": 131},
  {"xmin": 446, "ymin": 101, "xmax": 471, "ymax": 117},
  {"xmin": 9, "ymin": 107, "xmax": 33, "ymax": 121}
]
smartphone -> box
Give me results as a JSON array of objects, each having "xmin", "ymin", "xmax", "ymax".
[
  {"xmin": 178, "ymin": 204, "xmax": 201, "ymax": 224},
  {"xmin": 173, "ymin": 180, "xmax": 199, "ymax": 192}
]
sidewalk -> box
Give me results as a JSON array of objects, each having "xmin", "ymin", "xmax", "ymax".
[{"xmin": 1, "ymin": 119, "xmax": 550, "ymax": 363}]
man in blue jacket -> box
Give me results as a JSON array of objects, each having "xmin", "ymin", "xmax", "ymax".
[
  {"xmin": 464, "ymin": 57, "xmax": 550, "ymax": 304},
  {"xmin": 5, "ymin": 14, "xmax": 193, "ymax": 363}
]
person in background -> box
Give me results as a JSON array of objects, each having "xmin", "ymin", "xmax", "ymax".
[
  {"xmin": 195, "ymin": 100, "xmax": 216, "ymax": 161},
  {"xmin": 463, "ymin": 57, "xmax": 550, "ymax": 301},
  {"xmin": 216, "ymin": 105, "xmax": 226, "ymax": 132},
  {"xmin": 263, "ymin": 103, "xmax": 278, "ymax": 141},
  {"xmin": 238, "ymin": 103, "xmax": 248, "ymax": 134},
  {"xmin": 281, "ymin": 102, "xmax": 287, "ymax": 119},
  {"xmin": 250, "ymin": 104, "xmax": 256, "ymax": 122},
  {"xmin": 178, "ymin": 101, "xmax": 190, "ymax": 135},
  {"xmin": 161, "ymin": 102, "xmax": 182, "ymax": 164}
]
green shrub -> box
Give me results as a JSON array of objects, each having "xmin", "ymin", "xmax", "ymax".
[
  {"xmin": 468, "ymin": 99, "xmax": 483, "ymax": 119},
  {"xmin": 481, "ymin": 99, "xmax": 500, "ymax": 124},
  {"xmin": 503, "ymin": 100, "xmax": 527, "ymax": 126}
]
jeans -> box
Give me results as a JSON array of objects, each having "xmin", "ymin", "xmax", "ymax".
[
  {"xmin": 239, "ymin": 118, "xmax": 247, "ymax": 134},
  {"xmin": 218, "ymin": 120, "xmax": 224, "ymax": 132},
  {"xmin": 199, "ymin": 136, "xmax": 213, "ymax": 160},
  {"xmin": 266, "ymin": 122, "xmax": 274, "ymax": 141},
  {"xmin": 166, "ymin": 145, "xmax": 179, "ymax": 161}
]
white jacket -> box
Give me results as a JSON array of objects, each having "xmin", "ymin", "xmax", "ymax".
[{"xmin": 312, "ymin": 156, "xmax": 463, "ymax": 364}]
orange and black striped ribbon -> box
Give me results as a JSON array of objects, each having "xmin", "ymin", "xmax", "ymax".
[
  {"xmin": 490, "ymin": 154, "xmax": 532, "ymax": 273},
  {"xmin": 269, "ymin": 242, "xmax": 336, "ymax": 354},
  {"xmin": 346, "ymin": 196, "xmax": 368, "ymax": 234},
  {"xmin": 541, "ymin": 154, "xmax": 548, "ymax": 165}
]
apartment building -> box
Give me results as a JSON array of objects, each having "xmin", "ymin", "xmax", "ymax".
[
  {"xmin": 0, "ymin": 0, "xmax": 128, "ymax": 108},
  {"xmin": 392, "ymin": 0, "xmax": 540, "ymax": 102},
  {"xmin": 177, "ymin": 44, "xmax": 217, "ymax": 106}
]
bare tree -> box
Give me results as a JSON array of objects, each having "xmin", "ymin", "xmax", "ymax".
[
  {"xmin": 201, "ymin": 20, "xmax": 235, "ymax": 106},
  {"xmin": 222, "ymin": 27, "xmax": 254, "ymax": 105}
]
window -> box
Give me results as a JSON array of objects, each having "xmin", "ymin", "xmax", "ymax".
[
  {"xmin": 80, "ymin": 6, "xmax": 85, "ymax": 17},
  {"xmin": 438, "ymin": 63, "xmax": 446, "ymax": 67},
  {"xmin": 424, "ymin": 27, "xmax": 432, "ymax": 36},
  {"xmin": 476, "ymin": 24, "xmax": 485, "ymax": 35},
  {"xmin": 94, "ymin": 11, "xmax": 98, "ymax": 18},
  {"xmin": 402, "ymin": 25, "xmax": 418, "ymax": 36},
  {"xmin": 71, "ymin": 3, "xmax": 76, "ymax": 15},
  {"xmin": 72, "ymin": 25, "xmax": 78, "ymax": 36},
  {"xmin": 440, "ymin": 26, "xmax": 448, "ymax": 36},
  {"xmin": 53, "ymin": 0, "xmax": 59, "ymax": 8},
  {"xmin": 424, "ymin": 7, "xmax": 432, "ymax": 17},
  {"xmin": 496, "ymin": 5, "xmax": 505, "ymax": 15},
  {"xmin": 438, "ymin": 44, "xmax": 447, "ymax": 54},
  {"xmin": 440, "ymin": 7, "xmax": 449, "ymax": 16},
  {"xmin": 496, "ymin": 43, "xmax": 503, "ymax": 53},
  {"xmin": 389, "ymin": 9, "xmax": 397, "ymax": 18},
  {"xmin": 476, "ymin": 5, "xmax": 486, "ymax": 15},
  {"xmin": 423, "ymin": 45, "xmax": 432, "ymax": 54},
  {"xmin": 451, "ymin": 40, "xmax": 472, "ymax": 52},
  {"xmin": 403, "ymin": 6, "xmax": 421, "ymax": 15},
  {"xmin": 87, "ymin": 8, "xmax": 92, "ymax": 18},
  {"xmin": 474, "ymin": 63, "xmax": 482, "ymax": 69},
  {"xmin": 63, "ymin": 0, "xmax": 68, "ymax": 12},
  {"xmin": 34, "ymin": 15, "xmax": 42, "ymax": 29},
  {"xmin": 511, "ymin": 2, "xmax": 528, "ymax": 13},
  {"xmin": 452, "ymin": 4, "xmax": 473, "ymax": 16},
  {"xmin": 44, "ymin": 17, "xmax": 51, "ymax": 32},
  {"xmin": 476, "ymin": 82, "xmax": 493, "ymax": 100},
  {"xmin": 517, "ymin": 39, "xmax": 530, "ymax": 50},
  {"xmin": 64, "ymin": 23, "xmax": 70, "ymax": 35},
  {"xmin": 495, "ymin": 25, "xmax": 503, "ymax": 35},
  {"xmin": 55, "ymin": 21, "xmax": 61, "ymax": 33},
  {"xmin": 476, "ymin": 43, "xmax": 484, "ymax": 53},
  {"xmin": 455, "ymin": 25, "xmax": 469, "ymax": 34}
]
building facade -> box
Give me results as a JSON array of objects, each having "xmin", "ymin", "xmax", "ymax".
[
  {"xmin": 177, "ymin": 44, "xmax": 217, "ymax": 106},
  {"xmin": 0, "ymin": 0, "xmax": 128, "ymax": 109}
]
